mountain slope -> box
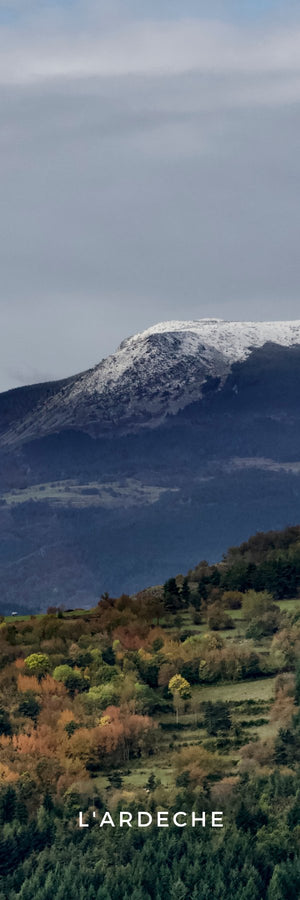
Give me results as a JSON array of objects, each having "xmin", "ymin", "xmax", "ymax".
[
  {"xmin": 1, "ymin": 319, "xmax": 300, "ymax": 612},
  {"xmin": 1, "ymin": 318, "xmax": 300, "ymax": 445}
]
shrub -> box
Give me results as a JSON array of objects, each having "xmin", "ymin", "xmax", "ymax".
[
  {"xmin": 222, "ymin": 591, "xmax": 243, "ymax": 609},
  {"xmin": 208, "ymin": 604, "xmax": 235, "ymax": 631}
]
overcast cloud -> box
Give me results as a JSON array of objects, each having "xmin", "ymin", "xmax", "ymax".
[{"xmin": 1, "ymin": 0, "xmax": 300, "ymax": 391}]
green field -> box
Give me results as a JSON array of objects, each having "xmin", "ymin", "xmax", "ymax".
[
  {"xmin": 2, "ymin": 478, "xmax": 178, "ymax": 509},
  {"xmin": 192, "ymin": 676, "xmax": 276, "ymax": 703}
]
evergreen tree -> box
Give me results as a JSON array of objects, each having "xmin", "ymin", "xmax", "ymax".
[
  {"xmin": 180, "ymin": 578, "xmax": 191, "ymax": 607},
  {"xmin": 0, "ymin": 706, "xmax": 11, "ymax": 736},
  {"xmin": 204, "ymin": 701, "xmax": 232, "ymax": 735},
  {"xmin": 171, "ymin": 879, "xmax": 187, "ymax": 900},
  {"xmin": 163, "ymin": 578, "xmax": 180, "ymax": 612}
]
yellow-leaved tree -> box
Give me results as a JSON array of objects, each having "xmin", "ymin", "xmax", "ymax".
[{"xmin": 168, "ymin": 674, "xmax": 191, "ymax": 724}]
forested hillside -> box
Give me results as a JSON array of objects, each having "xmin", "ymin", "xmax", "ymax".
[{"xmin": 1, "ymin": 526, "xmax": 300, "ymax": 898}]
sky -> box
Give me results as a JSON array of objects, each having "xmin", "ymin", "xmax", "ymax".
[{"xmin": 1, "ymin": 0, "xmax": 300, "ymax": 391}]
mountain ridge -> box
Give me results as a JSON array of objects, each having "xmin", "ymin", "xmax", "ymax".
[
  {"xmin": 2, "ymin": 317, "xmax": 300, "ymax": 446},
  {"xmin": 1, "ymin": 319, "xmax": 300, "ymax": 610}
]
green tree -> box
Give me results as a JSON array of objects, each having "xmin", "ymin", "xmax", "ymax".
[
  {"xmin": 204, "ymin": 701, "xmax": 232, "ymax": 735},
  {"xmin": 171, "ymin": 880, "xmax": 187, "ymax": 900},
  {"xmin": 295, "ymin": 659, "xmax": 300, "ymax": 705},
  {"xmin": 65, "ymin": 671, "xmax": 88, "ymax": 697},
  {"xmin": 146, "ymin": 773, "xmax": 157, "ymax": 792},
  {"xmin": 0, "ymin": 707, "xmax": 11, "ymax": 736},
  {"xmin": 163, "ymin": 578, "xmax": 180, "ymax": 612},
  {"xmin": 18, "ymin": 692, "xmax": 41, "ymax": 724},
  {"xmin": 242, "ymin": 590, "xmax": 276, "ymax": 621},
  {"xmin": 24, "ymin": 653, "xmax": 50, "ymax": 679},
  {"xmin": 180, "ymin": 578, "xmax": 191, "ymax": 607},
  {"xmin": 53, "ymin": 664, "xmax": 74, "ymax": 683},
  {"xmin": 64, "ymin": 720, "xmax": 78, "ymax": 738}
]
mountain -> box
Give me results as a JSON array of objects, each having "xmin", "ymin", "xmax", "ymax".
[
  {"xmin": 2, "ymin": 318, "xmax": 300, "ymax": 444},
  {"xmin": 1, "ymin": 318, "xmax": 300, "ymax": 612}
]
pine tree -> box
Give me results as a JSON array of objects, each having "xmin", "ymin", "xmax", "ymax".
[
  {"xmin": 171, "ymin": 880, "xmax": 187, "ymax": 900},
  {"xmin": 163, "ymin": 578, "xmax": 180, "ymax": 612},
  {"xmin": 181, "ymin": 578, "xmax": 191, "ymax": 607}
]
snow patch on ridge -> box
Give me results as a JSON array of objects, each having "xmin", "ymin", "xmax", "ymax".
[
  {"xmin": 2, "ymin": 318, "xmax": 300, "ymax": 445},
  {"xmin": 129, "ymin": 318, "xmax": 300, "ymax": 363},
  {"xmin": 67, "ymin": 318, "xmax": 300, "ymax": 398}
]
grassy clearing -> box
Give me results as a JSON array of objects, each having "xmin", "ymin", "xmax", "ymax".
[
  {"xmin": 4, "ymin": 607, "xmax": 95, "ymax": 622},
  {"xmin": 4, "ymin": 613, "xmax": 44, "ymax": 622},
  {"xmin": 77, "ymin": 762, "xmax": 175, "ymax": 796},
  {"xmin": 251, "ymin": 720, "xmax": 278, "ymax": 740},
  {"xmin": 278, "ymin": 598, "xmax": 300, "ymax": 613},
  {"xmin": 2, "ymin": 478, "xmax": 177, "ymax": 510},
  {"xmin": 225, "ymin": 607, "xmax": 245, "ymax": 621},
  {"xmin": 122, "ymin": 765, "xmax": 174, "ymax": 790},
  {"xmin": 192, "ymin": 676, "xmax": 276, "ymax": 703}
]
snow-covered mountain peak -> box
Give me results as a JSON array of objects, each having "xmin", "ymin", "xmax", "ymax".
[
  {"xmin": 122, "ymin": 318, "xmax": 300, "ymax": 362},
  {"xmin": 2, "ymin": 318, "xmax": 300, "ymax": 445},
  {"xmin": 97, "ymin": 318, "xmax": 300, "ymax": 382}
]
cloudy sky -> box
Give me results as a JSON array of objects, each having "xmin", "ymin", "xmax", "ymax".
[{"xmin": 1, "ymin": 0, "xmax": 300, "ymax": 391}]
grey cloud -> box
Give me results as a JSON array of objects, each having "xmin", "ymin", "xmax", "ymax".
[
  {"xmin": 1, "ymin": 12, "xmax": 300, "ymax": 391},
  {"xmin": 5, "ymin": 366, "xmax": 56, "ymax": 388},
  {"xmin": 3, "ymin": 21, "xmax": 300, "ymax": 85}
]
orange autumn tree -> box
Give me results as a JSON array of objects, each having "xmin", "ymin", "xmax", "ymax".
[
  {"xmin": 18, "ymin": 674, "xmax": 40, "ymax": 693},
  {"xmin": 67, "ymin": 705, "xmax": 156, "ymax": 768}
]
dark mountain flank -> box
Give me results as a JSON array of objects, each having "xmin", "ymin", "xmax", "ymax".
[{"xmin": 1, "ymin": 319, "xmax": 300, "ymax": 612}]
